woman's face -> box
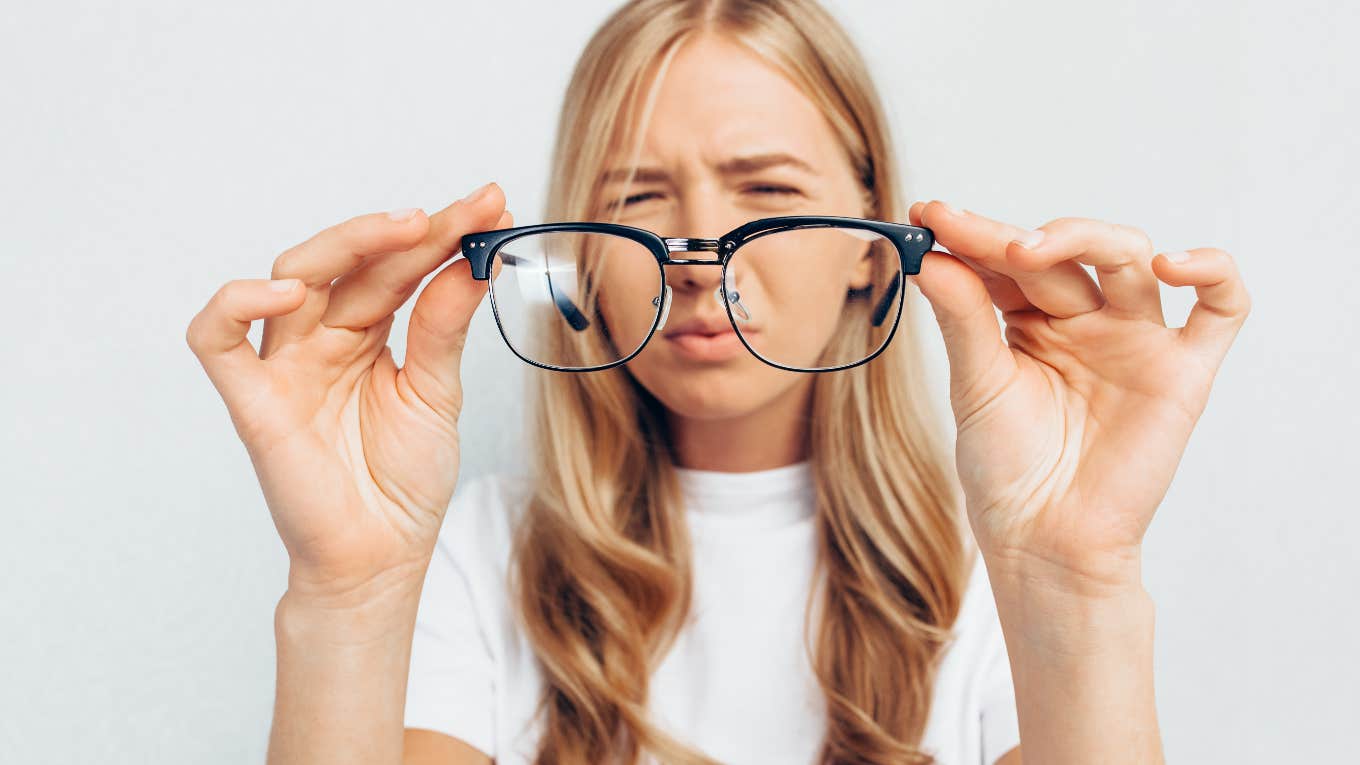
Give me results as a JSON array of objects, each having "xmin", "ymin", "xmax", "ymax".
[{"xmin": 593, "ymin": 32, "xmax": 872, "ymax": 423}]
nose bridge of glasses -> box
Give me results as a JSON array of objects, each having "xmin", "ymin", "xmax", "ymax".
[
  {"xmin": 662, "ymin": 238, "xmax": 721, "ymax": 310},
  {"xmin": 658, "ymin": 237, "xmax": 754, "ymax": 321},
  {"xmin": 662, "ymin": 237, "xmax": 726, "ymax": 263}
]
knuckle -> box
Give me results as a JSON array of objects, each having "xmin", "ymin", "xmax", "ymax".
[
  {"xmin": 1207, "ymin": 249, "xmax": 1252, "ymax": 316},
  {"xmin": 335, "ymin": 213, "xmax": 376, "ymax": 245},
  {"xmin": 1205, "ymin": 248, "xmax": 1242, "ymax": 279},
  {"xmin": 186, "ymin": 281, "xmax": 237, "ymax": 352},
  {"xmin": 271, "ymin": 247, "xmax": 302, "ymax": 279},
  {"xmin": 926, "ymin": 200, "xmax": 956, "ymax": 217},
  {"xmin": 1232, "ymin": 272, "xmax": 1252, "ymax": 315},
  {"xmin": 1120, "ymin": 223, "xmax": 1153, "ymax": 253},
  {"xmin": 184, "ymin": 315, "xmax": 205, "ymax": 353},
  {"xmin": 1038, "ymin": 216, "xmax": 1088, "ymax": 235},
  {"xmin": 210, "ymin": 279, "xmax": 241, "ymax": 308},
  {"xmin": 411, "ymin": 305, "xmax": 460, "ymax": 345}
]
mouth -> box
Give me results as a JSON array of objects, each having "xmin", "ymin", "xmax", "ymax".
[{"xmin": 663, "ymin": 326, "xmax": 756, "ymax": 362}]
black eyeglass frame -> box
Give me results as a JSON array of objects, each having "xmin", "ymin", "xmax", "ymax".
[{"xmin": 458, "ymin": 215, "xmax": 934, "ymax": 373}]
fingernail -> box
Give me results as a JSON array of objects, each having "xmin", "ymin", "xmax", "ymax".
[
  {"xmin": 269, "ymin": 278, "xmax": 300, "ymax": 292},
  {"xmin": 938, "ymin": 200, "xmax": 962, "ymax": 216},
  {"xmin": 1012, "ymin": 229, "xmax": 1046, "ymax": 250},
  {"xmin": 386, "ymin": 207, "xmax": 420, "ymax": 221},
  {"xmin": 1165, "ymin": 250, "xmax": 1191, "ymax": 264},
  {"xmin": 462, "ymin": 182, "xmax": 495, "ymax": 204}
]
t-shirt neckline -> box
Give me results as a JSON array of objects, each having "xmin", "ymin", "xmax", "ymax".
[{"xmin": 674, "ymin": 459, "xmax": 815, "ymax": 527}]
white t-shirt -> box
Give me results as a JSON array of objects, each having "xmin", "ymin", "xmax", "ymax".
[{"xmin": 405, "ymin": 460, "xmax": 1021, "ymax": 764}]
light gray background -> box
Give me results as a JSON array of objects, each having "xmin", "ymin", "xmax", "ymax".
[{"xmin": 2, "ymin": 0, "xmax": 1356, "ymax": 762}]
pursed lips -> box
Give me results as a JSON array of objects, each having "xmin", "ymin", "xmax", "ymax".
[{"xmin": 662, "ymin": 317, "xmax": 757, "ymax": 362}]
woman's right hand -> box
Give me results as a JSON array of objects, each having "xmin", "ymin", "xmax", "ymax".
[{"xmin": 186, "ymin": 183, "xmax": 510, "ymax": 604}]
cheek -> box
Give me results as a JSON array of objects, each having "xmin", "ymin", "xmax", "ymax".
[
  {"xmin": 589, "ymin": 243, "xmax": 665, "ymax": 354},
  {"xmin": 735, "ymin": 234, "xmax": 868, "ymax": 330},
  {"xmin": 728, "ymin": 231, "xmax": 892, "ymax": 370}
]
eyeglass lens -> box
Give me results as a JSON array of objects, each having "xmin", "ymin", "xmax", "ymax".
[{"xmin": 487, "ymin": 226, "xmax": 903, "ymax": 371}]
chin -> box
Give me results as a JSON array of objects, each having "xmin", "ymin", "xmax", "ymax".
[{"xmin": 626, "ymin": 357, "xmax": 807, "ymax": 422}]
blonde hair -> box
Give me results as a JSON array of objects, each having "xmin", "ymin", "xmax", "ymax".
[{"xmin": 509, "ymin": 1, "xmax": 971, "ymax": 763}]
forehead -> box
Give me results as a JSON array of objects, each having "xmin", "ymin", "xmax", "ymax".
[{"xmin": 619, "ymin": 32, "xmax": 844, "ymax": 172}]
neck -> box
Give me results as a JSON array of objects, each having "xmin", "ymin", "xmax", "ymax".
[{"xmin": 667, "ymin": 376, "xmax": 814, "ymax": 472}]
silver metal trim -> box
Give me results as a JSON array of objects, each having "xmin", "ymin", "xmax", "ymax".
[{"xmin": 663, "ymin": 237, "xmax": 721, "ymax": 253}]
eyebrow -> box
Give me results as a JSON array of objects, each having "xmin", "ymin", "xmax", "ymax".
[{"xmin": 598, "ymin": 152, "xmax": 817, "ymax": 184}]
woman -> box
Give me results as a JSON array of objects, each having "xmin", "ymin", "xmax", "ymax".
[{"xmin": 185, "ymin": 0, "xmax": 1250, "ymax": 763}]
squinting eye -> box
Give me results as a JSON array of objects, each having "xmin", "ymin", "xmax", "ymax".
[
  {"xmin": 747, "ymin": 185, "xmax": 801, "ymax": 197},
  {"xmin": 609, "ymin": 191, "xmax": 663, "ymax": 209}
]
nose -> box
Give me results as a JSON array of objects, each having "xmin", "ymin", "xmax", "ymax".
[
  {"xmin": 660, "ymin": 198, "xmax": 752, "ymax": 317},
  {"xmin": 662, "ymin": 197, "xmax": 729, "ymax": 292},
  {"xmin": 661, "ymin": 238, "xmax": 751, "ymax": 322},
  {"xmin": 663, "ymin": 239, "xmax": 724, "ymax": 293}
]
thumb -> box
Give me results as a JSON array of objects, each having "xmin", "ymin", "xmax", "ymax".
[
  {"xmin": 402, "ymin": 210, "xmax": 514, "ymax": 418},
  {"xmin": 910, "ymin": 250, "xmax": 1013, "ymax": 399}
]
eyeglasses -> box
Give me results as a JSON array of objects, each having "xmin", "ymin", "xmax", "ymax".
[{"xmin": 458, "ymin": 215, "xmax": 933, "ymax": 373}]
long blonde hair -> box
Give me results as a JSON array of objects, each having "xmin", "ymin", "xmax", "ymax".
[{"xmin": 510, "ymin": 1, "xmax": 970, "ymax": 763}]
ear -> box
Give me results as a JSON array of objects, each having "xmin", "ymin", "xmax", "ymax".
[
  {"xmin": 847, "ymin": 190, "xmax": 880, "ymax": 289},
  {"xmin": 847, "ymin": 241, "xmax": 876, "ymax": 289}
]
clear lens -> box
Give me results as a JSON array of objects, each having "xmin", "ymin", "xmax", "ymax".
[
  {"xmin": 723, "ymin": 226, "xmax": 903, "ymax": 371},
  {"xmin": 489, "ymin": 230, "xmax": 663, "ymax": 370}
]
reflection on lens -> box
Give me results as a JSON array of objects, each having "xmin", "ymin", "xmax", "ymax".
[
  {"xmin": 489, "ymin": 231, "xmax": 663, "ymax": 370},
  {"xmin": 724, "ymin": 226, "xmax": 903, "ymax": 371}
]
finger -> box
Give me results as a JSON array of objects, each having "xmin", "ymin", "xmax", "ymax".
[
  {"xmin": 324, "ymin": 182, "xmax": 508, "ymax": 330},
  {"xmin": 402, "ymin": 209, "xmax": 515, "ymax": 419},
  {"xmin": 909, "ymin": 201, "xmax": 1034, "ymax": 312},
  {"xmin": 920, "ymin": 200, "xmax": 1104, "ymax": 318},
  {"xmin": 908, "ymin": 200, "xmax": 927, "ymax": 227},
  {"xmin": 1003, "ymin": 217, "xmax": 1165, "ymax": 324},
  {"xmin": 910, "ymin": 249, "xmax": 1015, "ymax": 402},
  {"xmin": 186, "ymin": 278, "xmax": 306, "ymax": 407},
  {"xmin": 262, "ymin": 208, "xmax": 431, "ymax": 355},
  {"xmin": 949, "ymin": 251, "xmax": 1035, "ymax": 313},
  {"xmin": 1151, "ymin": 247, "xmax": 1251, "ymax": 363}
]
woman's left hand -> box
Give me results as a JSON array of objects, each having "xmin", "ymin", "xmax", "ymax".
[{"xmin": 907, "ymin": 201, "xmax": 1250, "ymax": 594}]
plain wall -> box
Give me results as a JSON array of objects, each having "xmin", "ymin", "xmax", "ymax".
[{"xmin": 2, "ymin": 0, "xmax": 1356, "ymax": 761}]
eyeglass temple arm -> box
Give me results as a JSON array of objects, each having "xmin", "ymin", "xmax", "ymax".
[
  {"xmin": 870, "ymin": 271, "xmax": 901, "ymax": 327},
  {"xmin": 490, "ymin": 252, "xmax": 591, "ymax": 332}
]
